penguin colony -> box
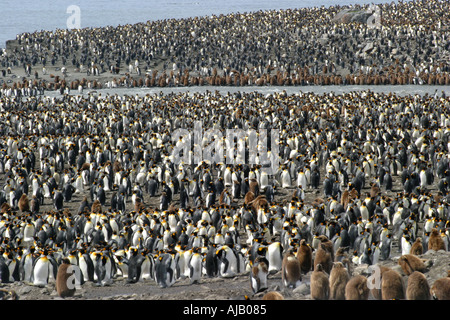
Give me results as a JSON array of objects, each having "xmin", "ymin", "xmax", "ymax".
[
  {"xmin": 0, "ymin": 0, "xmax": 449, "ymax": 97},
  {"xmin": 0, "ymin": 88, "xmax": 449, "ymax": 300}
]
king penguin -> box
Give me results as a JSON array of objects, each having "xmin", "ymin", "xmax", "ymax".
[
  {"xmin": 127, "ymin": 247, "xmax": 144, "ymax": 283},
  {"xmin": 281, "ymin": 168, "xmax": 292, "ymax": 188},
  {"xmin": 154, "ymin": 252, "xmax": 177, "ymax": 288},
  {"xmin": 19, "ymin": 246, "xmax": 36, "ymax": 282},
  {"xmin": 281, "ymin": 248, "xmax": 302, "ymax": 289},
  {"xmin": 31, "ymin": 250, "xmax": 57, "ymax": 287},
  {"xmin": 297, "ymin": 239, "xmax": 313, "ymax": 274},
  {"xmin": 216, "ymin": 245, "xmax": 238, "ymax": 278},
  {"xmin": 187, "ymin": 247, "xmax": 203, "ymax": 284},
  {"xmin": 78, "ymin": 248, "xmax": 94, "ymax": 282},
  {"xmin": 266, "ymin": 241, "xmax": 283, "ymax": 274},
  {"xmin": 250, "ymin": 256, "xmax": 269, "ymax": 294}
]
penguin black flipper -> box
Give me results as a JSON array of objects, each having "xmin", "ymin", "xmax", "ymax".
[
  {"xmin": 155, "ymin": 256, "xmax": 167, "ymax": 288},
  {"xmin": 85, "ymin": 253, "xmax": 95, "ymax": 282},
  {"xmin": 221, "ymin": 257, "xmax": 230, "ymax": 276},
  {"xmin": 234, "ymin": 248, "xmax": 243, "ymax": 274},
  {"xmin": 0, "ymin": 259, "xmax": 10, "ymax": 283},
  {"xmin": 189, "ymin": 264, "xmax": 194, "ymax": 279},
  {"xmin": 204, "ymin": 245, "xmax": 218, "ymax": 278},
  {"xmin": 167, "ymin": 262, "xmax": 174, "ymax": 284},
  {"xmin": 11, "ymin": 261, "xmax": 20, "ymax": 282}
]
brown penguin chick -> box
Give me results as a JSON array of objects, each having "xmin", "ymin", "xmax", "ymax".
[
  {"xmin": 113, "ymin": 160, "xmax": 122, "ymax": 173},
  {"xmin": 310, "ymin": 263, "xmax": 330, "ymax": 300},
  {"xmin": 370, "ymin": 184, "xmax": 380, "ymax": 198},
  {"xmin": 428, "ymin": 228, "xmax": 446, "ymax": 251},
  {"xmin": 406, "ymin": 271, "xmax": 431, "ymax": 300},
  {"xmin": 430, "ymin": 271, "xmax": 450, "ymax": 300},
  {"xmin": 314, "ymin": 242, "xmax": 333, "ymax": 275},
  {"xmin": 381, "ymin": 268, "xmax": 404, "ymax": 300},
  {"xmin": 345, "ymin": 275, "xmax": 369, "ymax": 300},
  {"xmin": 334, "ymin": 247, "xmax": 352, "ymax": 272},
  {"xmin": 369, "ymin": 265, "xmax": 392, "ymax": 300},
  {"xmin": 340, "ymin": 189, "xmax": 350, "ymax": 209},
  {"xmin": 251, "ymin": 195, "xmax": 269, "ymax": 213},
  {"xmin": 297, "ymin": 239, "xmax": 312, "ymax": 274},
  {"xmin": 18, "ymin": 194, "xmax": 30, "ymax": 213},
  {"xmin": 398, "ymin": 254, "xmax": 429, "ymax": 275},
  {"xmin": 56, "ymin": 258, "xmax": 76, "ymax": 298},
  {"xmin": 91, "ymin": 200, "xmax": 102, "ymax": 214},
  {"xmin": 134, "ymin": 198, "xmax": 146, "ymax": 212},
  {"xmin": 30, "ymin": 196, "xmax": 39, "ymax": 213},
  {"xmin": 250, "ymin": 256, "xmax": 269, "ymax": 294},
  {"xmin": 80, "ymin": 162, "xmax": 90, "ymax": 171},
  {"xmin": 249, "ymin": 179, "xmax": 259, "ymax": 196},
  {"xmin": 281, "ymin": 248, "xmax": 302, "ymax": 289},
  {"xmin": 317, "ymin": 235, "xmax": 334, "ymax": 262},
  {"xmin": 1, "ymin": 202, "xmax": 11, "ymax": 214},
  {"xmin": 329, "ymin": 262, "xmax": 350, "ymax": 300},
  {"xmin": 409, "ymin": 237, "xmax": 423, "ymax": 256},
  {"xmin": 262, "ymin": 291, "xmax": 284, "ymax": 300},
  {"xmin": 244, "ymin": 191, "xmax": 255, "ymax": 206}
]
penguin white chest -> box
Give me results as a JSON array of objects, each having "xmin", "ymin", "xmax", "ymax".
[
  {"xmin": 33, "ymin": 257, "xmax": 50, "ymax": 287},
  {"xmin": 281, "ymin": 170, "xmax": 291, "ymax": 188}
]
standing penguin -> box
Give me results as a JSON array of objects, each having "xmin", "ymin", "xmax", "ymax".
[
  {"xmin": 281, "ymin": 168, "xmax": 292, "ymax": 188},
  {"xmin": 63, "ymin": 183, "xmax": 75, "ymax": 202},
  {"xmin": 428, "ymin": 228, "xmax": 446, "ymax": 251},
  {"xmin": 345, "ymin": 275, "xmax": 370, "ymax": 300},
  {"xmin": 381, "ymin": 268, "xmax": 404, "ymax": 300},
  {"xmin": 204, "ymin": 244, "xmax": 218, "ymax": 278},
  {"xmin": 409, "ymin": 237, "xmax": 423, "ymax": 256},
  {"xmin": 0, "ymin": 258, "xmax": 10, "ymax": 283},
  {"xmin": 78, "ymin": 249, "xmax": 94, "ymax": 283},
  {"xmin": 31, "ymin": 250, "xmax": 57, "ymax": 287},
  {"xmin": 127, "ymin": 247, "xmax": 143, "ymax": 283},
  {"xmin": 329, "ymin": 262, "xmax": 349, "ymax": 300},
  {"xmin": 216, "ymin": 245, "xmax": 238, "ymax": 278},
  {"xmin": 53, "ymin": 190, "xmax": 64, "ymax": 211},
  {"xmin": 380, "ymin": 233, "xmax": 392, "ymax": 260},
  {"xmin": 93, "ymin": 252, "xmax": 113, "ymax": 286},
  {"xmin": 281, "ymin": 248, "xmax": 301, "ymax": 289},
  {"xmin": 430, "ymin": 271, "xmax": 450, "ymax": 300},
  {"xmin": 406, "ymin": 271, "xmax": 431, "ymax": 300},
  {"xmin": 19, "ymin": 247, "xmax": 36, "ymax": 282},
  {"xmin": 310, "ymin": 263, "xmax": 330, "ymax": 300},
  {"xmin": 266, "ymin": 241, "xmax": 283, "ymax": 274},
  {"xmin": 250, "ymin": 256, "xmax": 269, "ymax": 294},
  {"xmin": 401, "ymin": 233, "xmax": 413, "ymax": 256},
  {"xmin": 314, "ymin": 242, "xmax": 333, "ymax": 275},
  {"xmin": 18, "ymin": 194, "xmax": 30, "ymax": 213},
  {"xmin": 310, "ymin": 168, "xmax": 320, "ymax": 189},
  {"xmin": 297, "ymin": 239, "xmax": 312, "ymax": 274},
  {"xmin": 154, "ymin": 252, "xmax": 177, "ymax": 288},
  {"xmin": 187, "ymin": 247, "xmax": 203, "ymax": 284},
  {"xmin": 383, "ymin": 172, "xmax": 393, "ymax": 191},
  {"xmin": 56, "ymin": 258, "xmax": 77, "ymax": 298}
]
